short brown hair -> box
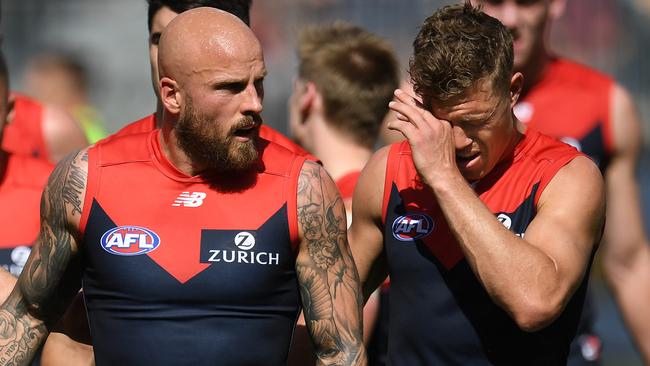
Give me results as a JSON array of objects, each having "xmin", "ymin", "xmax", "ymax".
[
  {"xmin": 298, "ymin": 22, "xmax": 399, "ymax": 148},
  {"xmin": 409, "ymin": 1, "xmax": 513, "ymax": 103}
]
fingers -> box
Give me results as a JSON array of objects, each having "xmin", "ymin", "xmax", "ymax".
[
  {"xmin": 386, "ymin": 118, "xmax": 418, "ymax": 141},
  {"xmin": 388, "ymin": 97, "xmax": 428, "ymax": 131},
  {"xmin": 393, "ymin": 88, "xmax": 418, "ymax": 106}
]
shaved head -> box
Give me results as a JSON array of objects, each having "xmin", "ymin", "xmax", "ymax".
[
  {"xmin": 156, "ymin": 6, "xmax": 266, "ymax": 174},
  {"xmin": 158, "ymin": 7, "xmax": 261, "ymax": 85}
]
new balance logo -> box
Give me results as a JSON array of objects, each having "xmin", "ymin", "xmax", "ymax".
[{"xmin": 172, "ymin": 192, "xmax": 207, "ymax": 207}]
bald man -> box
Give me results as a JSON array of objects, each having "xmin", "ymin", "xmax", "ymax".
[{"xmin": 0, "ymin": 8, "xmax": 366, "ymax": 366}]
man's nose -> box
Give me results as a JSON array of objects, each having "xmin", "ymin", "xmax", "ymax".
[
  {"xmin": 242, "ymin": 84, "xmax": 263, "ymax": 115},
  {"xmin": 499, "ymin": 2, "xmax": 520, "ymax": 30},
  {"xmin": 453, "ymin": 125, "xmax": 472, "ymax": 149}
]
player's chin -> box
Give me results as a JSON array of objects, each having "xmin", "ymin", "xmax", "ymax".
[{"xmin": 457, "ymin": 159, "xmax": 485, "ymax": 182}]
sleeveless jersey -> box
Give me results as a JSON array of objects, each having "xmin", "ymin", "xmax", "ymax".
[
  {"xmin": 382, "ymin": 131, "xmax": 592, "ymax": 365},
  {"xmin": 2, "ymin": 94, "xmax": 49, "ymax": 161},
  {"xmin": 108, "ymin": 113, "xmax": 316, "ymax": 160},
  {"xmin": 0, "ymin": 154, "xmax": 53, "ymax": 276},
  {"xmin": 515, "ymin": 58, "xmax": 614, "ymax": 171},
  {"xmin": 79, "ymin": 130, "xmax": 305, "ymax": 365}
]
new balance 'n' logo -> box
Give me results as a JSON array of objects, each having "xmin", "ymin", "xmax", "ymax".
[{"xmin": 172, "ymin": 192, "xmax": 207, "ymax": 207}]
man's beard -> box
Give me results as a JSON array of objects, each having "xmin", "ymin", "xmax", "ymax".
[{"xmin": 175, "ymin": 100, "xmax": 260, "ymax": 173}]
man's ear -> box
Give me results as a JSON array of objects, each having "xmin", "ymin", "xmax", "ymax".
[
  {"xmin": 549, "ymin": 0, "xmax": 567, "ymax": 21},
  {"xmin": 299, "ymin": 81, "xmax": 319, "ymax": 123},
  {"xmin": 160, "ymin": 77, "xmax": 181, "ymax": 114},
  {"xmin": 509, "ymin": 72, "xmax": 524, "ymax": 107}
]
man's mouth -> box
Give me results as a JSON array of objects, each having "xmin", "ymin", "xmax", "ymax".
[
  {"xmin": 232, "ymin": 124, "xmax": 259, "ymax": 140},
  {"xmin": 456, "ymin": 152, "xmax": 480, "ymax": 166}
]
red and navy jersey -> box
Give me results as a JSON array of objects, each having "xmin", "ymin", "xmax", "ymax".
[
  {"xmin": 0, "ymin": 153, "xmax": 53, "ymax": 276},
  {"xmin": 382, "ymin": 131, "xmax": 592, "ymax": 365},
  {"xmin": 2, "ymin": 94, "xmax": 49, "ymax": 161},
  {"xmin": 79, "ymin": 130, "xmax": 305, "ymax": 365},
  {"xmin": 515, "ymin": 58, "xmax": 614, "ymax": 171},
  {"xmin": 107, "ymin": 113, "xmax": 317, "ymax": 160}
]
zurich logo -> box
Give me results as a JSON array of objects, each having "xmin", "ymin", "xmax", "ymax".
[
  {"xmin": 234, "ymin": 232, "xmax": 256, "ymax": 250},
  {"xmin": 392, "ymin": 213, "xmax": 434, "ymax": 241},
  {"xmin": 100, "ymin": 226, "xmax": 161, "ymax": 256}
]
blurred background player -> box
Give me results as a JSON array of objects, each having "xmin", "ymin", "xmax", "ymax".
[
  {"xmin": 0, "ymin": 49, "xmax": 57, "ymax": 366},
  {"xmin": 286, "ymin": 22, "xmax": 399, "ymax": 365},
  {"xmin": 1, "ymin": 91, "xmax": 87, "ymax": 163},
  {"xmin": 1, "ymin": 50, "xmax": 88, "ymax": 163},
  {"xmin": 289, "ymin": 22, "xmax": 398, "ymax": 225},
  {"xmin": 474, "ymin": 0, "xmax": 650, "ymax": 363},
  {"xmin": 23, "ymin": 52, "xmax": 107, "ymax": 144},
  {"xmin": 0, "ymin": 52, "xmax": 53, "ymax": 303}
]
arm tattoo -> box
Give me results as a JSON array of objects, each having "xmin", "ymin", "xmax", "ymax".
[
  {"xmin": 0, "ymin": 150, "xmax": 87, "ymax": 365},
  {"xmin": 297, "ymin": 161, "xmax": 366, "ymax": 365}
]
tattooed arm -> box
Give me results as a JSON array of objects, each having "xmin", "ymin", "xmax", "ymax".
[
  {"xmin": 0, "ymin": 150, "xmax": 87, "ymax": 365},
  {"xmin": 296, "ymin": 161, "xmax": 367, "ymax": 366}
]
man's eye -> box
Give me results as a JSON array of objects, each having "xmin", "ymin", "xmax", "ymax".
[{"xmin": 219, "ymin": 83, "xmax": 246, "ymax": 93}]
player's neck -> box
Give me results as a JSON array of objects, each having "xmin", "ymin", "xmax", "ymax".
[
  {"xmin": 155, "ymin": 101, "xmax": 164, "ymax": 128},
  {"xmin": 158, "ymin": 124, "xmax": 207, "ymax": 177},
  {"xmin": 310, "ymin": 123, "xmax": 372, "ymax": 182}
]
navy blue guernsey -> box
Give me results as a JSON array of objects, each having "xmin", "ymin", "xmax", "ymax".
[
  {"xmin": 381, "ymin": 132, "xmax": 596, "ymax": 365},
  {"xmin": 79, "ymin": 130, "xmax": 305, "ymax": 365}
]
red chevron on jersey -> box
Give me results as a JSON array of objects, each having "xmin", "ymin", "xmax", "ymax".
[
  {"xmin": 515, "ymin": 58, "xmax": 614, "ymax": 169},
  {"xmin": 80, "ymin": 130, "xmax": 306, "ymax": 365},
  {"xmin": 382, "ymin": 131, "xmax": 588, "ymax": 364},
  {"xmin": 80, "ymin": 130, "xmax": 304, "ymax": 283}
]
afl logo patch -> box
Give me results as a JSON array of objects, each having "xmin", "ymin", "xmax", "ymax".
[
  {"xmin": 234, "ymin": 232, "xmax": 255, "ymax": 250},
  {"xmin": 392, "ymin": 213, "xmax": 434, "ymax": 241},
  {"xmin": 100, "ymin": 226, "xmax": 161, "ymax": 256}
]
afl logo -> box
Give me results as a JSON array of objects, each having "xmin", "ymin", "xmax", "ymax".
[
  {"xmin": 392, "ymin": 213, "xmax": 434, "ymax": 241},
  {"xmin": 234, "ymin": 232, "xmax": 255, "ymax": 250},
  {"xmin": 100, "ymin": 226, "xmax": 161, "ymax": 256}
]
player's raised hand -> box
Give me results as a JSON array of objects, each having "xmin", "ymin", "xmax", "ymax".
[{"xmin": 387, "ymin": 88, "xmax": 459, "ymax": 186}]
